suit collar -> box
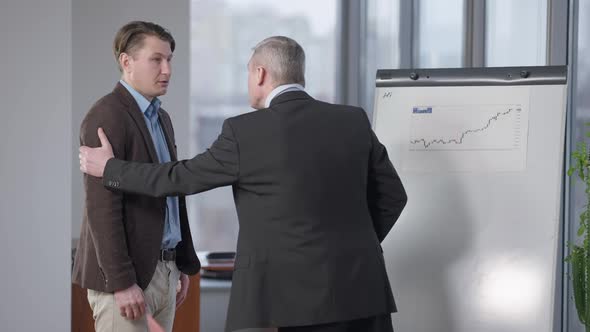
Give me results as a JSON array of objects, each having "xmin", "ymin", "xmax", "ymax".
[
  {"xmin": 113, "ymin": 81, "xmax": 134, "ymax": 107},
  {"xmin": 265, "ymin": 84, "xmax": 305, "ymax": 108},
  {"xmin": 268, "ymin": 90, "xmax": 314, "ymax": 108},
  {"xmin": 118, "ymin": 79, "xmax": 161, "ymax": 115}
]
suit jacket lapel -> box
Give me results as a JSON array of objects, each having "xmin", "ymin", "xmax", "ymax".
[
  {"xmin": 158, "ymin": 112, "xmax": 178, "ymax": 162},
  {"xmin": 113, "ymin": 82, "xmax": 160, "ymax": 163}
]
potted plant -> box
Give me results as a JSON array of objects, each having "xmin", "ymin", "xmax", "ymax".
[{"xmin": 567, "ymin": 124, "xmax": 590, "ymax": 331}]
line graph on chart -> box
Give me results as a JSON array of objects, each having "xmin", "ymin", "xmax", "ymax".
[{"xmin": 409, "ymin": 104, "xmax": 525, "ymax": 151}]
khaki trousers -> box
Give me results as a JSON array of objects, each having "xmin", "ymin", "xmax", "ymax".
[{"xmin": 87, "ymin": 260, "xmax": 181, "ymax": 332}]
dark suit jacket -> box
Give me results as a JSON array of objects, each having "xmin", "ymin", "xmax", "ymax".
[
  {"xmin": 102, "ymin": 91, "xmax": 407, "ymax": 330},
  {"xmin": 72, "ymin": 82, "xmax": 199, "ymax": 293}
]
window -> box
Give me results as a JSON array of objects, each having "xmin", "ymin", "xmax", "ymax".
[
  {"xmin": 189, "ymin": 0, "xmax": 339, "ymax": 250},
  {"xmin": 485, "ymin": 0, "xmax": 548, "ymax": 66},
  {"xmin": 415, "ymin": 0, "xmax": 465, "ymax": 68},
  {"xmin": 363, "ymin": 0, "xmax": 401, "ymax": 120}
]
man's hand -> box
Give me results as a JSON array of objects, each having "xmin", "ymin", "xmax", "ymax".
[
  {"xmin": 79, "ymin": 127, "xmax": 114, "ymax": 178},
  {"xmin": 147, "ymin": 314, "xmax": 165, "ymax": 332},
  {"xmin": 114, "ymin": 283, "xmax": 146, "ymax": 320},
  {"xmin": 175, "ymin": 273, "xmax": 190, "ymax": 309}
]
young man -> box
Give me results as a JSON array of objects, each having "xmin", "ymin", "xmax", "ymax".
[
  {"xmin": 80, "ymin": 36, "xmax": 407, "ymax": 332},
  {"xmin": 72, "ymin": 21, "xmax": 199, "ymax": 332}
]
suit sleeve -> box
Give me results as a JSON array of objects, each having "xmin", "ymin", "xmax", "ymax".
[
  {"xmin": 103, "ymin": 119, "xmax": 239, "ymax": 197},
  {"xmin": 81, "ymin": 110, "xmax": 137, "ymax": 291},
  {"xmin": 365, "ymin": 113, "xmax": 408, "ymax": 242}
]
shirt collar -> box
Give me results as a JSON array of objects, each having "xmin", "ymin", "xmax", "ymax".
[
  {"xmin": 119, "ymin": 79, "xmax": 161, "ymax": 115},
  {"xmin": 264, "ymin": 83, "xmax": 305, "ymax": 108}
]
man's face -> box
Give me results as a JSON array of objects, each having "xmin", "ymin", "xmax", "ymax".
[{"xmin": 125, "ymin": 35, "xmax": 172, "ymax": 100}]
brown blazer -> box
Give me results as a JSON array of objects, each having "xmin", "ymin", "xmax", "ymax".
[{"xmin": 72, "ymin": 82, "xmax": 200, "ymax": 293}]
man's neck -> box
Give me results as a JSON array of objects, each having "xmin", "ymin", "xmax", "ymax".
[
  {"xmin": 121, "ymin": 77, "xmax": 153, "ymax": 102},
  {"xmin": 263, "ymin": 83, "xmax": 305, "ymax": 108}
]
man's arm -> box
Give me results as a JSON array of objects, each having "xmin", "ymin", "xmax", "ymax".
[
  {"xmin": 81, "ymin": 110, "xmax": 137, "ymax": 289},
  {"xmin": 96, "ymin": 119, "xmax": 239, "ymax": 197},
  {"xmin": 366, "ymin": 123, "xmax": 408, "ymax": 242}
]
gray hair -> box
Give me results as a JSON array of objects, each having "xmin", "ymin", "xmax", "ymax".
[{"xmin": 251, "ymin": 36, "xmax": 306, "ymax": 87}]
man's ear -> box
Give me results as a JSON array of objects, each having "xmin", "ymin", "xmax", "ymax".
[
  {"xmin": 256, "ymin": 66, "xmax": 266, "ymax": 86},
  {"xmin": 119, "ymin": 53, "xmax": 131, "ymax": 73}
]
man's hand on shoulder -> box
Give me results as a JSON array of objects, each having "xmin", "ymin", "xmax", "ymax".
[{"xmin": 79, "ymin": 127, "xmax": 114, "ymax": 177}]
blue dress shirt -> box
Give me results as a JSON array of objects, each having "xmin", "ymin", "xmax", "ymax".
[{"xmin": 120, "ymin": 80, "xmax": 182, "ymax": 249}]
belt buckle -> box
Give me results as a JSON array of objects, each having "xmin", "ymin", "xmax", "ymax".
[{"xmin": 160, "ymin": 248, "xmax": 175, "ymax": 261}]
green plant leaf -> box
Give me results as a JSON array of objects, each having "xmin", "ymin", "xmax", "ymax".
[
  {"xmin": 571, "ymin": 246, "xmax": 587, "ymax": 324},
  {"xmin": 579, "ymin": 224, "xmax": 587, "ymax": 237}
]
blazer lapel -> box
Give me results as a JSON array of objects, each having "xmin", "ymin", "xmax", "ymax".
[
  {"xmin": 158, "ymin": 111, "xmax": 178, "ymax": 162},
  {"xmin": 113, "ymin": 82, "xmax": 160, "ymax": 163}
]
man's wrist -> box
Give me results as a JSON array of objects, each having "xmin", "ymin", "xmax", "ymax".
[{"xmin": 102, "ymin": 157, "xmax": 119, "ymax": 185}]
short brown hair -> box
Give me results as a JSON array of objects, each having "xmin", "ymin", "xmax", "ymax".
[{"xmin": 113, "ymin": 21, "xmax": 175, "ymax": 72}]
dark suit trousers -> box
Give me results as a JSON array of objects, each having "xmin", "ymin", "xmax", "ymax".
[{"xmin": 277, "ymin": 314, "xmax": 393, "ymax": 332}]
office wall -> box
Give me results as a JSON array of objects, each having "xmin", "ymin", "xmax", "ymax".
[
  {"xmin": 0, "ymin": 1, "xmax": 72, "ymax": 331},
  {"xmin": 71, "ymin": 0, "xmax": 191, "ymax": 237}
]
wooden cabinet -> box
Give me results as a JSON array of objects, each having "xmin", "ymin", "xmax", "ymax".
[
  {"xmin": 72, "ymin": 274, "xmax": 200, "ymax": 332},
  {"xmin": 71, "ymin": 281, "xmax": 95, "ymax": 332},
  {"xmin": 172, "ymin": 273, "xmax": 200, "ymax": 332}
]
